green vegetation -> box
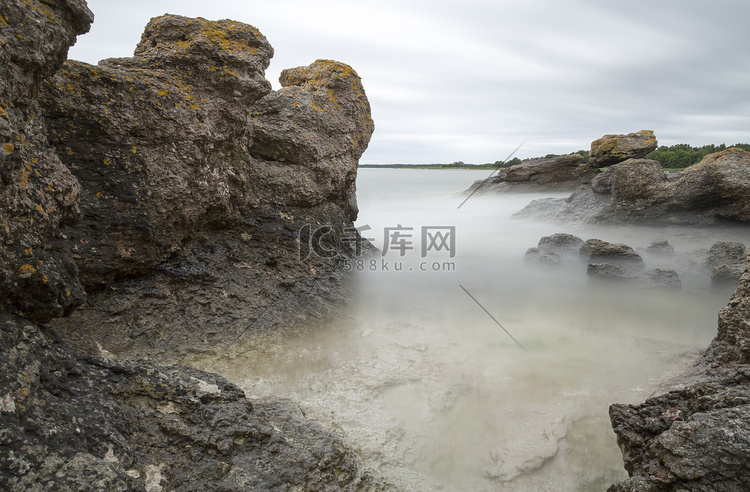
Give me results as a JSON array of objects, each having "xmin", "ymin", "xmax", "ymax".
[
  {"xmin": 361, "ymin": 143, "xmax": 750, "ymax": 170},
  {"xmin": 646, "ymin": 143, "xmax": 750, "ymax": 169}
]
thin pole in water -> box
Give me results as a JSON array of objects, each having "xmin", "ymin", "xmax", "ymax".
[
  {"xmin": 459, "ymin": 284, "xmax": 527, "ymax": 352},
  {"xmin": 457, "ymin": 139, "xmax": 527, "ymax": 210}
]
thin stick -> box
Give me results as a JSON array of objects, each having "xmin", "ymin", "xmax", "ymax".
[
  {"xmin": 457, "ymin": 139, "xmax": 527, "ymax": 209},
  {"xmin": 459, "ymin": 284, "xmax": 527, "ymax": 352}
]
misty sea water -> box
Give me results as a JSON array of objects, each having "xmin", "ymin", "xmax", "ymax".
[{"xmin": 190, "ymin": 168, "xmax": 749, "ymax": 491}]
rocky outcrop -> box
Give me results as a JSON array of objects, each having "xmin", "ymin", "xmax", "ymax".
[
  {"xmin": 1, "ymin": 3, "xmax": 378, "ymax": 490},
  {"xmin": 580, "ymin": 238, "xmax": 682, "ymax": 289},
  {"xmin": 517, "ymin": 147, "xmax": 750, "ymax": 225},
  {"xmin": 0, "ymin": 313, "xmax": 380, "ymax": 491},
  {"xmin": 525, "ymin": 234, "xmax": 682, "ymax": 289},
  {"xmin": 589, "ymin": 130, "xmax": 658, "ymax": 168},
  {"xmin": 0, "ymin": 0, "xmax": 93, "ymax": 323},
  {"xmin": 39, "ymin": 14, "xmax": 373, "ymax": 359},
  {"xmin": 466, "ymin": 154, "xmax": 598, "ymax": 193},
  {"xmin": 609, "ymin": 260, "xmax": 750, "ymax": 490}
]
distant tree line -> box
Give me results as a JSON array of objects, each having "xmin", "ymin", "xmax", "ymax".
[
  {"xmin": 646, "ymin": 143, "xmax": 750, "ymax": 169},
  {"xmin": 361, "ymin": 143, "xmax": 750, "ymax": 169},
  {"xmin": 501, "ymin": 143, "xmax": 750, "ymax": 170}
]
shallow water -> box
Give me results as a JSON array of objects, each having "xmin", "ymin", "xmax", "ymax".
[{"xmin": 189, "ymin": 169, "xmax": 749, "ymax": 491}]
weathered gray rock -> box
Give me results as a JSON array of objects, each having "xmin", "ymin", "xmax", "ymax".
[
  {"xmin": 707, "ymin": 242, "xmax": 747, "ymax": 286},
  {"xmin": 589, "ymin": 130, "xmax": 658, "ymax": 168},
  {"xmin": 713, "ymin": 265, "xmax": 744, "ymax": 286},
  {"xmin": 538, "ymin": 233, "xmax": 585, "ymax": 254},
  {"xmin": 609, "ymin": 260, "xmax": 750, "ymax": 490},
  {"xmin": 466, "ymin": 154, "xmax": 598, "ymax": 193},
  {"xmin": 525, "ymin": 233, "xmax": 585, "ymax": 266},
  {"xmin": 0, "ymin": 0, "xmax": 93, "ymax": 323},
  {"xmin": 587, "ymin": 264, "xmax": 681, "ymax": 290},
  {"xmin": 641, "ymin": 240, "xmax": 675, "ymax": 256},
  {"xmin": 527, "ymin": 234, "xmax": 681, "ymax": 289},
  {"xmin": 707, "ymin": 242, "xmax": 747, "ymax": 268},
  {"xmin": 524, "ymin": 248, "xmax": 561, "ymax": 265},
  {"xmin": 41, "ymin": 14, "xmax": 374, "ymax": 359},
  {"xmin": 0, "ymin": 313, "xmax": 381, "ymax": 491},
  {"xmin": 579, "ymin": 239, "xmax": 644, "ymax": 269},
  {"xmin": 514, "ymin": 189, "xmax": 611, "ymax": 223},
  {"xmin": 609, "ymin": 159, "xmax": 669, "ymax": 202},
  {"xmin": 517, "ymin": 148, "xmax": 750, "ymax": 226},
  {"xmin": 587, "ymin": 263, "xmax": 628, "ymax": 281},
  {"xmin": 609, "ymin": 369, "xmax": 750, "ymax": 492},
  {"xmin": 669, "ymin": 148, "xmax": 750, "ymax": 222},
  {"xmin": 637, "ymin": 268, "xmax": 682, "ymax": 290},
  {"xmin": 590, "ymin": 169, "xmax": 614, "ymax": 194}
]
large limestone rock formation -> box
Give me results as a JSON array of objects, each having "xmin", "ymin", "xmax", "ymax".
[
  {"xmin": 0, "ymin": 0, "xmax": 93, "ymax": 323},
  {"xmin": 589, "ymin": 130, "xmax": 658, "ymax": 168},
  {"xmin": 1, "ymin": 3, "xmax": 379, "ymax": 490},
  {"xmin": 41, "ymin": 14, "xmax": 374, "ymax": 358}
]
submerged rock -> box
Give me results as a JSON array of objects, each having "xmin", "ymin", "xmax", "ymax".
[
  {"xmin": 525, "ymin": 233, "xmax": 585, "ymax": 266},
  {"xmin": 589, "ymin": 130, "xmax": 658, "ymax": 168},
  {"xmin": 579, "ymin": 239, "xmax": 644, "ymax": 269},
  {"xmin": 707, "ymin": 242, "xmax": 747, "ymax": 287},
  {"xmin": 641, "ymin": 240, "xmax": 675, "ymax": 256},
  {"xmin": 708, "ymin": 242, "xmax": 748, "ymax": 268},
  {"xmin": 527, "ymin": 234, "xmax": 683, "ymax": 289},
  {"xmin": 587, "ymin": 264, "xmax": 682, "ymax": 290},
  {"xmin": 524, "ymin": 248, "xmax": 561, "ymax": 265},
  {"xmin": 539, "ymin": 233, "xmax": 585, "ymax": 254},
  {"xmin": 587, "ymin": 263, "xmax": 629, "ymax": 281}
]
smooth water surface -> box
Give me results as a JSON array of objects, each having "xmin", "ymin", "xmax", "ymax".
[{"xmin": 190, "ymin": 169, "xmax": 748, "ymax": 491}]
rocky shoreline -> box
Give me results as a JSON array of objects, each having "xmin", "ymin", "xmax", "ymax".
[
  {"xmin": 1, "ymin": 1, "xmax": 381, "ymax": 490},
  {"xmin": 2, "ymin": 1, "xmax": 750, "ymax": 490},
  {"xmin": 470, "ymin": 131, "xmax": 750, "ymax": 490},
  {"xmin": 608, "ymin": 261, "xmax": 750, "ymax": 491}
]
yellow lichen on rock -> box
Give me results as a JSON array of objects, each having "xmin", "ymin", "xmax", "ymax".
[
  {"xmin": 590, "ymin": 130, "xmax": 658, "ymax": 168},
  {"xmin": 18, "ymin": 264, "xmax": 37, "ymax": 278},
  {"xmin": 135, "ymin": 15, "xmax": 269, "ymax": 61}
]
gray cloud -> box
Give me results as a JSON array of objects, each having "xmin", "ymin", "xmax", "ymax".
[{"xmin": 68, "ymin": 0, "xmax": 750, "ymax": 163}]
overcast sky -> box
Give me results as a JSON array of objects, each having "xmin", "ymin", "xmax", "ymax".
[{"xmin": 68, "ymin": 0, "xmax": 750, "ymax": 164}]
